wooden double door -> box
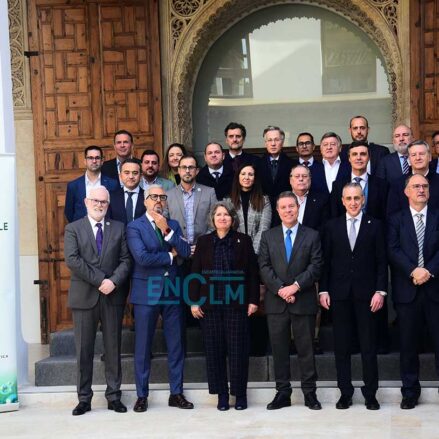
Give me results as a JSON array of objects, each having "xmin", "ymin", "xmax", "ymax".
[{"xmin": 28, "ymin": 0, "xmax": 162, "ymax": 342}]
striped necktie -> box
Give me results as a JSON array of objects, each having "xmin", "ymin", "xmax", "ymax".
[
  {"xmin": 402, "ymin": 156, "xmax": 410, "ymax": 175},
  {"xmin": 415, "ymin": 213, "xmax": 425, "ymax": 267}
]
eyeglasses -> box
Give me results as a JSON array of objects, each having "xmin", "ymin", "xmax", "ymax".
[
  {"xmin": 147, "ymin": 194, "xmax": 168, "ymax": 201},
  {"xmin": 297, "ymin": 141, "xmax": 313, "ymax": 147},
  {"xmin": 88, "ymin": 198, "xmax": 109, "ymax": 206},
  {"xmin": 86, "ymin": 156, "xmax": 102, "ymax": 161},
  {"xmin": 410, "ymin": 184, "xmax": 429, "ymax": 190},
  {"xmin": 179, "ymin": 165, "xmax": 197, "ymax": 172}
]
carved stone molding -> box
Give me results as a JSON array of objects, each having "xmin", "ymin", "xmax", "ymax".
[
  {"xmin": 161, "ymin": 0, "xmax": 407, "ymax": 146},
  {"xmin": 8, "ymin": 0, "xmax": 32, "ymax": 116}
]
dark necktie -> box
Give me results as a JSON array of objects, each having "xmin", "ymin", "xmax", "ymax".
[
  {"xmin": 153, "ymin": 221, "xmax": 164, "ymax": 245},
  {"xmin": 353, "ymin": 176, "xmax": 362, "ymax": 185},
  {"xmin": 271, "ymin": 160, "xmax": 278, "ymax": 181},
  {"xmin": 303, "ymin": 160, "xmax": 310, "ymax": 167},
  {"xmin": 232, "ymin": 156, "xmax": 240, "ymax": 173},
  {"xmin": 402, "ymin": 156, "xmax": 410, "ymax": 175},
  {"xmin": 96, "ymin": 223, "xmax": 103, "ymax": 255},
  {"xmin": 212, "ymin": 172, "xmax": 220, "ymax": 183},
  {"xmin": 126, "ymin": 191, "xmax": 134, "ymax": 223}
]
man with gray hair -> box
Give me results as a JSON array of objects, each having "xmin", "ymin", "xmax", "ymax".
[
  {"xmin": 387, "ymin": 140, "xmax": 439, "ymax": 216},
  {"xmin": 64, "ymin": 185, "xmax": 132, "ymax": 416},
  {"xmin": 126, "ymin": 184, "xmax": 193, "ymax": 412}
]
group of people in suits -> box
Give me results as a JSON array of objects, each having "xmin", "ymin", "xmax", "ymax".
[{"xmin": 63, "ymin": 117, "xmax": 439, "ymax": 416}]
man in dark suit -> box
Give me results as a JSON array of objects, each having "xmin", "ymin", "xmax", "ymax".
[
  {"xmin": 387, "ymin": 140, "xmax": 439, "ymax": 216},
  {"xmin": 310, "ymin": 131, "xmax": 350, "ymax": 194},
  {"xmin": 127, "ymin": 185, "xmax": 192, "ymax": 412},
  {"xmin": 257, "ymin": 126, "xmax": 294, "ymax": 226},
  {"xmin": 429, "ymin": 130, "xmax": 439, "ymax": 174},
  {"xmin": 259, "ymin": 191, "xmax": 323, "ymax": 410},
  {"xmin": 107, "ymin": 158, "xmax": 145, "ymax": 225},
  {"xmin": 223, "ymin": 122, "xmax": 258, "ymax": 172},
  {"xmin": 331, "ymin": 141, "xmax": 388, "ymax": 220},
  {"xmin": 295, "ymin": 132, "xmax": 315, "ymax": 168},
  {"xmin": 64, "ymin": 145, "xmax": 118, "ymax": 223},
  {"xmin": 64, "ymin": 186, "xmax": 132, "ymax": 416},
  {"xmin": 342, "ymin": 115, "xmax": 389, "ymax": 174},
  {"xmin": 196, "ymin": 142, "xmax": 233, "ymax": 200},
  {"xmin": 388, "ymin": 174, "xmax": 439, "ymax": 409},
  {"xmin": 320, "ymin": 182, "xmax": 387, "ymax": 410},
  {"xmin": 101, "ymin": 129, "xmax": 134, "ymax": 181},
  {"xmin": 376, "ymin": 124, "xmax": 413, "ymax": 183},
  {"xmin": 290, "ymin": 164, "xmax": 329, "ymax": 231}
]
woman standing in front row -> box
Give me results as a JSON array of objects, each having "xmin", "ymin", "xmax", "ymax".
[{"xmin": 190, "ymin": 201, "xmax": 260, "ymax": 411}]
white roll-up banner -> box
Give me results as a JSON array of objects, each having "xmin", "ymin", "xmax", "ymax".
[{"xmin": 0, "ymin": 154, "xmax": 19, "ymax": 412}]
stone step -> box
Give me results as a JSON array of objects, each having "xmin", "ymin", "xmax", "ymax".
[
  {"xmin": 35, "ymin": 352, "xmax": 438, "ymax": 387},
  {"xmin": 48, "ymin": 325, "xmax": 404, "ymax": 357}
]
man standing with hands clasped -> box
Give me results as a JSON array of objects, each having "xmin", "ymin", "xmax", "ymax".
[
  {"xmin": 64, "ymin": 186, "xmax": 132, "ymax": 416},
  {"xmin": 388, "ymin": 174, "xmax": 439, "ymax": 409},
  {"xmin": 259, "ymin": 191, "xmax": 323, "ymax": 410},
  {"xmin": 320, "ymin": 182, "xmax": 387, "ymax": 410}
]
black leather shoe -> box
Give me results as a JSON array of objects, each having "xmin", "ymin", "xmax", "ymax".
[
  {"xmin": 235, "ymin": 395, "xmax": 247, "ymax": 411},
  {"xmin": 266, "ymin": 392, "xmax": 291, "ymax": 410},
  {"xmin": 108, "ymin": 400, "xmax": 127, "ymax": 413},
  {"xmin": 304, "ymin": 393, "xmax": 322, "ymax": 410},
  {"xmin": 365, "ymin": 396, "xmax": 380, "ymax": 410},
  {"xmin": 169, "ymin": 393, "xmax": 194, "ymax": 409},
  {"xmin": 133, "ymin": 397, "xmax": 148, "ymax": 412},
  {"xmin": 72, "ymin": 402, "xmax": 91, "ymax": 416},
  {"xmin": 400, "ymin": 396, "xmax": 418, "ymax": 410},
  {"xmin": 217, "ymin": 394, "xmax": 229, "ymax": 411},
  {"xmin": 336, "ymin": 395, "xmax": 352, "ymax": 409}
]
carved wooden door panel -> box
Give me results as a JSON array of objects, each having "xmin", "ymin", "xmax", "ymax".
[{"xmin": 28, "ymin": 0, "xmax": 162, "ymax": 341}]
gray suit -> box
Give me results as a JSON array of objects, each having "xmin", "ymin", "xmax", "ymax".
[
  {"xmin": 259, "ymin": 224, "xmax": 323, "ymax": 395},
  {"xmin": 64, "ymin": 217, "xmax": 132, "ymax": 403},
  {"xmin": 166, "ymin": 183, "xmax": 217, "ymax": 243}
]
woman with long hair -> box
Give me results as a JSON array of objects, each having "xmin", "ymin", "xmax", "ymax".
[{"xmin": 160, "ymin": 143, "xmax": 187, "ymax": 185}]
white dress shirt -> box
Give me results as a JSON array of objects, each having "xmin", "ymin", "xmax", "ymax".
[{"xmin": 322, "ymin": 157, "xmax": 341, "ymax": 193}]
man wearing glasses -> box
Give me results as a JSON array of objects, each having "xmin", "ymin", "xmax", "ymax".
[
  {"xmin": 64, "ymin": 145, "xmax": 118, "ymax": 223},
  {"xmin": 388, "ymin": 174, "xmax": 439, "ymax": 409},
  {"xmin": 64, "ymin": 186, "xmax": 132, "ymax": 415},
  {"xmin": 126, "ymin": 185, "xmax": 192, "ymax": 412},
  {"xmin": 166, "ymin": 154, "xmax": 218, "ymax": 254}
]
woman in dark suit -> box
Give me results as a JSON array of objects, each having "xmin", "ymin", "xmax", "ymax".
[
  {"xmin": 226, "ymin": 163, "xmax": 272, "ymax": 254},
  {"xmin": 190, "ymin": 201, "xmax": 260, "ymax": 411}
]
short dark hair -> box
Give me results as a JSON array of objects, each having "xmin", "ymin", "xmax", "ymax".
[
  {"xmin": 84, "ymin": 145, "xmax": 103, "ymax": 157},
  {"xmin": 204, "ymin": 142, "xmax": 224, "ymax": 154},
  {"xmin": 349, "ymin": 115, "xmax": 369, "ymax": 128},
  {"xmin": 120, "ymin": 157, "xmax": 141, "ymax": 171},
  {"xmin": 407, "ymin": 139, "xmax": 430, "ymax": 152},
  {"xmin": 114, "ymin": 129, "xmax": 133, "ymax": 143},
  {"xmin": 224, "ymin": 122, "xmax": 246, "ymax": 139},
  {"xmin": 276, "ymin": 191, "xmax": 298, "ymax": 208},
  {"xmin": 296, "ymin": 132, "xmax": 315, "ymax": 145},
  {"xmin": 320, "ymin": 131, "xmax": 342, "ymax": 146},
  {"xmin": 179, "ymin": 153, "xmax": 199, "ymax": 168},
  {"xmin": 140, "ymin": 149, "xmax": 160, "ymax": 163},
  {"xmin": 432, "ymin": 131, "xmax": 439, "ymax": 139},
  {"xmin": 348, "ymin": 140, "xmax": 369, "ymax": 153}
]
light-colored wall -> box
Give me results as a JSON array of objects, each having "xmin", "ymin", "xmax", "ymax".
[{"xmin": 15, "ymin": 116, "xmax": 40, "ymax": 343}]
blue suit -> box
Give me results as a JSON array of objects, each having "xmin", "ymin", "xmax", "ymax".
[
  {"xmin": 126, "ymin": 215, "xmax": 191, "ymax": 397},
  {"xmin": 64, "ymin": 175, "xmax": 118, "ymax": 223}
]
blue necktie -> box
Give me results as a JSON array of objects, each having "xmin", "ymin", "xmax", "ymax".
[
  {"xmin": 126, "ymin": 191, "xmax": 134, "ymax": 223},
  {"xmin": 96, "ymin": 223, "xmax": 103, "ymax": 255},
  {"xmin": 285, "ymin": 229, "xmax": 292, "ymax": 261}
]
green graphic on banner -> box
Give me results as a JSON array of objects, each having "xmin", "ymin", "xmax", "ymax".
[{"xmin": 0, "ymin": 372, "xmax": 17, "ymax": 405}]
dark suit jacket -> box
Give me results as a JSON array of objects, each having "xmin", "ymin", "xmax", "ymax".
[
  {"xmin": 189, "ymin": 231, "xmax": 260, "ymax": 309},
  {"xmin": 258, "ymin": 224, "xmax": 323, "ymax": 315},
  {"xmin": 126, "ymin": 215, "xmax": 191, "ymax": 305},
  {"xmin": 376, "ymin": 152, "xmax": 406, "ymax": 183},
  {"xmin": 301, "ymin": 190, "xmax": 330, "ymax": 231},
  {"xmin": 330, "ymin": 174, "xmax": 388, "ymax": 220},
  {"xmin": 309, "ymin": 159, "xmax": 351, "ymax": 194},
  {"xmin": 101, "ymin": 158, "xmax": 119, "ymax": 180},
  {"xmin": 320, "ymin": 215, "xmax": 387, "ymax": 301},
  {"xmin": 430, "ymin": 158, "xmax": 438, "ymax": 174},
  {"xmin": 64, "ymin": 174, "xmax": 119, "ymax": 223},
  {"xmin": 223, "ymin": 151, "xmax": 258, "ymax": 172},
  {"xmin": 387, "ymin": 172, "xmax": 439, "ymax": 217},
  {"xmin": 196, "ymin": 165, "xmax": 234, "ymax": 200},
  {"xmin": 64, "ymin": 217, "xmax": 132, "ymax": 309},
  {"xmin": 107, "ymin": 187, "xmax": 146, "ymax": 225},
  {"xmin": 341, "ymin": 142, "xmax": 389, "ymax": 175},
  {"xmin": 388, "ymin": 207, "xmax": 439, "ymax": 304}
]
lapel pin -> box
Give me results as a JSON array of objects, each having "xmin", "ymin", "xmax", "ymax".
[
  {"xmin": 106, "ymin": 222, "xmax": 110, "ymax": 226},
  {"xmin": 367, "ymin": 220, "xmax": 371, "ymax": 224}
]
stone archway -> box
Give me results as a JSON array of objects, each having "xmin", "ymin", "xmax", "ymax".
[{"xmin": 160, "ymin": 0, "xmax": 407, "ymax": 147}]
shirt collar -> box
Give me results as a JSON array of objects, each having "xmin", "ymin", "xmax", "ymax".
[
  {"xmin": 322, "ymin": 157, "xmax": 341, "ymax": 166},
  {"xmin": 299, "ymin": 157, "xmax": 314, "ymax": 166},
  {"xmin": 88, "ymin": 216, "xmax": 104, "ymax": 230},
  {"xmin": 282, "ymin": 222, "xmax": 299, "ymax": 235},
  {"xmin": 351, "ymin": 172, "xmax": 368, "ymax": 181},
  {"xmin": 179, "ymin": 183, "xmax": 196, "ymax": 194},
  {"xmin": 346, "ymin": 211, "xmax": 363, "ymax": 223},
  {"xmin": 85, "ymin": 172, "xmax": 101, "ymax": 185},
  {"xmin": 123, "ymin": 185, "xmax": 140, "ymax": 194},
  {"xmin": 208, "ymin": 166, "xmax": 223, "ymax": 175},
  {"xmin": 409, "ymin": 205, "xmax": 428, "ymax": 218}
]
